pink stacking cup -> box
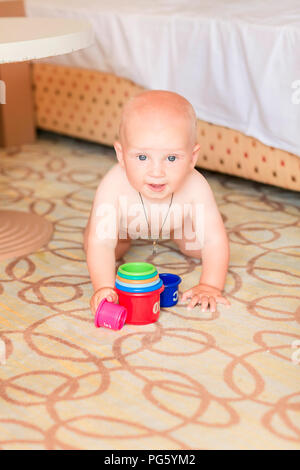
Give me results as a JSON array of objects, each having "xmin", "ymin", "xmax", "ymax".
[{"xmin": 94, "ymin": 298, "xmax": 127, "ymax": 330}]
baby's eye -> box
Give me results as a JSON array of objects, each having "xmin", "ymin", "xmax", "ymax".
[
  {"xmin": 138, "ymin": 155, "xmax": 147, "ymax": 161},
  {"xmin": 167, "ymin": 155, "xmax": 176, "ymax": 162}
]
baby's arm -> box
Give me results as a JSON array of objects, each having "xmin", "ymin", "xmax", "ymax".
[
  {"xmin": 86, "ymin": 169, "xmax": 119, "ymax": 314},
  {"xmin": 181, "ymin": 174, "xmax": 230, "ymax": 311}
]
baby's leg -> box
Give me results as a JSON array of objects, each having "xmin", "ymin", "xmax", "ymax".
[
  {"xmin": 115, "ymin": 237, "xmax": 132, "ymax": 260},
  {"xmin": 83, "ymin": 219, "xmax": 131, "ymax": 261}
]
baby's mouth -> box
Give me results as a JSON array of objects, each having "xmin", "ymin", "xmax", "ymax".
[{"xmin": 147, "ymin": 183, "xmax": 166, "ymax": 192}]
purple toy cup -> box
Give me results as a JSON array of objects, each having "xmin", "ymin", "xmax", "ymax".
[{"xmin": 94, "ymin": 298, "xmax": 127, "ymax": 330}]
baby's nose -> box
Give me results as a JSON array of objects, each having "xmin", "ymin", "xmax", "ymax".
[{"xmin": 149, "ymin": 162, "xmax": 165, "ymax": 177}]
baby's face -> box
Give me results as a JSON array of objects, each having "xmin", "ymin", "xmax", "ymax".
[{"xmin": 115, "ymin": 110, "xmax": 200, "ymax": 200}]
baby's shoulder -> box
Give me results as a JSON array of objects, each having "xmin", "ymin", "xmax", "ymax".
[
  {"xmin": 181, "ymin": 169, "xmax": 211, "ymax": 202},
  {"xmin": 99, "ymin": 162, "xmax": 126, "ymax": 183},
  {"xmin": 96, "ymin": 163, "xmax": 129, "ymax": 192},
  {"xmin": 189, "ymin": 169, "xmax": 208, "ymax": 185},
  {"xmin": 93, "ymin": 163, "xmax": 136, "ymax": 208}
]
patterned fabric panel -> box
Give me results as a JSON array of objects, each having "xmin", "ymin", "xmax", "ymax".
[{"xmin": 32, "ymin": 64, "xmax": 300, "ymax": 192}]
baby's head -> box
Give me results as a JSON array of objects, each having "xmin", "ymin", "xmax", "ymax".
[{"xmin": 114, "ymin": 90, "xmax": 200, "ymax": 200}]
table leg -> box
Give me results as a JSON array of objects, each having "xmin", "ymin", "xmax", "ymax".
[
  {"xmin": 0, "ymin": 0, "xmax": 35, "ymax": 148},
  {"xmin": 0, "ymin": 62, "xmax": 36, "ymax": 147}
]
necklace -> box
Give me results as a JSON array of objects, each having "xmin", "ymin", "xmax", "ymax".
[{"xmin": 138, "ymin": 191, "xmax": 174, "ymax": 254}]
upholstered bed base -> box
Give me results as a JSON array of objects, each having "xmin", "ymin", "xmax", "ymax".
[{"xmin": 32, "ymin": 63, "xmax": 300, "ymax": 192}]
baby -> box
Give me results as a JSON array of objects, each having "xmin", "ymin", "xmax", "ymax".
[{"xmin": 84, "ymin": 90, "xmax": 230, "ymax": 315}]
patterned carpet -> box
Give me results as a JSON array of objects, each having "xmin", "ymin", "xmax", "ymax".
[{"xmin": 0, "ymin": 131, "xmax": 299, "ymax": 450}]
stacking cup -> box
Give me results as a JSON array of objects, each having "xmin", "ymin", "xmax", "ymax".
[
  {"xmin": 118, "ymin": 262, "xmax": 156, "ymax": 278},
  {"xmin": 116, "ymin": 262, "xmax": 163, "ymax": 325},
  {"xmin": 116, "ymin": 273, "xmax": 159, "ymax": 284},
  {"xmin": 116, "ymin": 284, "xmax": 164, "ymax": 325},
  {"xmin": 159, "ymin": 273, "xmax": 182, "ymax": 307},
  {"xmin": 94, "ymin": 298, "xmax": 127, "ymax": 330},
  {"xmin": 115, "ymin": 278, "xmax": 163, "ymax": 293}
]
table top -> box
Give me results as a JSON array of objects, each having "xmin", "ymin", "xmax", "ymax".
[{"xmin": 0, "ymin": 17, "xmax": 94, "ymax": 64}]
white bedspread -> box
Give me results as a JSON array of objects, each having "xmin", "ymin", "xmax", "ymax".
[{"xmin": 25, "ymin": 0, "xmax": 300, "ymax": 156}]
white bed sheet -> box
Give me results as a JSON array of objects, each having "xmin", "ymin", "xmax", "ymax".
[{"xmin": 25, "ymin": 0, "xmax": 300, "ymax": 157}]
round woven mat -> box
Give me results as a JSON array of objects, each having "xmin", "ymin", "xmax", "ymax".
[{"xmin": 0, "ymin": 210, "xmax": 53, "ymax": 261}]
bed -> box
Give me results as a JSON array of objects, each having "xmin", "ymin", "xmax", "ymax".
[{"xmin": 25, "ymin": 0, "xmax": 300, "ymax": 191}]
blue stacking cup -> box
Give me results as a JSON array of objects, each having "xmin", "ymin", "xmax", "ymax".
[
  {"xmin": 115, "ymin": 277, "xmax": 161, "ymax": 289},
  {"xmin": 115, "ymin": 278, "xmax": 163, "ymax": 293},
  {"xmin": 159, "ymin": 273, "xmax": 182, "ymax": 307}
]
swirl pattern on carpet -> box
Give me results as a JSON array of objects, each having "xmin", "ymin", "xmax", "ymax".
[{"xmin": 0, "ymin": 132, "xmax": 299, "ymax": 450}]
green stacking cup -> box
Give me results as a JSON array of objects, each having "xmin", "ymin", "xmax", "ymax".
[
  {"xmin": 116, "ymin": 273, "xmax": 159, "ymax": 284},
  {"xmin": 118, "ymin": 262, "xmax": 156, "ymax": 279}
]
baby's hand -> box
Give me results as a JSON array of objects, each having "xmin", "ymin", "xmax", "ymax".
[
  {"xmin": 180, "ymin": 283, "xmax": 230, "ymax": 313},
  {"xmin": 90, "ymin": 287, "xmax": 118, "ymax": 316}
]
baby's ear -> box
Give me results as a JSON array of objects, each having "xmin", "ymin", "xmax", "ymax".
[
  {"xmin": 114, "ymin": 141, "xmax": 125, "ymax": 167},
  {"xmin": 191, "ymin": 143, "xmax": 201, "ymax": 168}
]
